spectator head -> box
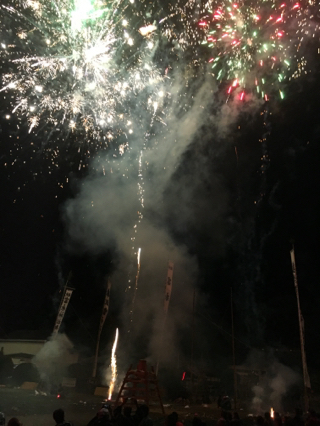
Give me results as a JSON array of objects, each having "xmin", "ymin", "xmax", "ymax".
[
  {"xmin": 113, "ymin": 406, "xmax": 122, "ymax": 418},
  {"xmin": 256, "ymin": 416, "xmax": 265, "ymax": 426},
  {"xmin": 167, "ymin": 413, "xmax": 178, "ymax": 426},
  {"xmin": 171, "ymin": 413, "xmax": 178, "ymax": 422},
  {"xmin": 7, "ymin": 419, "xmax": 22, "ymax": 426},
  {"xmin": 193, "ymin": 416, "xmax": 203, "ymax": 426},
  {"xmin": 97, "ymin": 409, "xmax": 109, "ymax": 419},
  {"xmin": 124, "ymin": 407, "xmax": 132, "ymax": 417},
  {"xmin": 53, "ymin": 409, "xmax": 65, "ymax": 424},
  {"xmin": 140, "ymin": 405, "xmax": 149, "ymax": 418}
]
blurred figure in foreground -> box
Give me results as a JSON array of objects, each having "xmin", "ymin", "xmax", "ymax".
[
  {"xmin": 231, "ymin": 412, "xmax": 242, "ymax": 426},
  {"xmin": 53, "ymin": 409, "xmax": 72, "ymax": 426},
  {"xmin": 166, "ymin": 412, "xmax": 183, "ymax": 426},
  {"xmin": 7, "ymin": 419, "xmax": 22, "ymax": 426}
]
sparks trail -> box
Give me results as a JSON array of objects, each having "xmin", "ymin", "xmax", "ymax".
[
  {"xmin": 124, "ymin": 82, "xmax": 168, "ymax": 333},
  {"xmin": 108, "ymin": 327, "xmax": 119, "ymax": 400},
  {"xmin": 256, "ymin": 103, "xmax": 272, "ymax": 204}
]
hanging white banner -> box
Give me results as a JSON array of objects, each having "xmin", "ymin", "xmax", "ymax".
[
  {"xmin": 164, "ymin": 261, "xmax": 174, "ymax": 314},
  {"xmin": 92, "ymin": 279, "xmax": 112, "ymax": 378},
  {"xmin": 98, "ymin": 279, "xmax": 112, "ymax": 336},
  {"xmin": 53, "ymin": 288, "xmax": 73, "ymax": 335}
]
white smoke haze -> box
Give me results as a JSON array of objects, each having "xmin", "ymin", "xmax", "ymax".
[
  {"xmin": 101, "ymin": 361, "xmax": 112, "ymax": 388},
  {"xmin": 248, "ymin": 349, "xmax": 301, "ymax": 413},
  {"xmin": 143, "ymin": 73, "xmax": 217, "ymax": 199},
  {"xmin": 215, "ymin": 93, "xmax": 263, "ymax": 139},
  {"xmin": 33, "ymin": 333, "xmax": 75, "ymax": 390},
  {"xmin": 269, "ymin": 362, "xmax": 300, "ymax": 409},
  {"xmin": 62, "ymin": 65, "xmax": 267, "ymax": 376},
  {"xmin": 252, "ymin": 385, "xmax": 265, "ymax": 413}
]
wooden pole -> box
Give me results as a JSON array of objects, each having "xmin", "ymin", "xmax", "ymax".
[
  {"xmin": 92, "ymin": 279, "xmax": 111, "ymax": 379},
  {"xmin": 231, "ymin": 287, "xmax": 238, "ymax": 410},
  {"xmin": 290, "ymin": 243, "xmax": 310, "ymax": 413},
  {"xmin": 191, "ymin": 288, "xmax": 196, "ymax": 395}
]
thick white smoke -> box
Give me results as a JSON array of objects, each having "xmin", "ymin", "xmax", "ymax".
[
  {"xmin": 249, "ymin": 350, "xmax": 300, "ymax": 413},
  {"xmin": 33, "ymin": 333, "xmax": 75, "ymax": 390}
]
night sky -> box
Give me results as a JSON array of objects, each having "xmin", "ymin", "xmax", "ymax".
[{"xmin": 1, "ymin": 3, "xmax": 320, "ymax": 388}]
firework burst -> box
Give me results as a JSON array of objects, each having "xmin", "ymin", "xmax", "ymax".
[
  {"xmin": 158, "ymin": 0, "xmax": 319, "ymax": 101},
  {"xmin": 0, "ymin": 0, "xmax": 164, "ymax": 144},
  {"xmin": 198, "ymin": 0, "xmax": 320, "ymax": 100}
]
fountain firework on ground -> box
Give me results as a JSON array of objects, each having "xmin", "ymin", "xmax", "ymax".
[{"xmin": 108, "ymin": 327, "xmax": 119, "ymax": 400}]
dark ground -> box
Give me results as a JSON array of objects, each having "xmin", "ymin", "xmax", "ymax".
[
  {"xmin": 0, "ymin": 388, "xmax": 103, "ymax": 426},
  {"xmin": 2, "ymin": 388, "xmax": 320, "ymax": 426},
  {"xmin": 0, "ymin": 388, "xmax": 224, "ymax": 426}
]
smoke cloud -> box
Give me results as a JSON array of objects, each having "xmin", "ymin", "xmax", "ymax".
[
  {"xmin": 33, "ymin": 333, "xmax": 76, "ymax": 390},
  {"xmin": 62, "ymin": 64, "xmax": 264, "ymax": 377},
  {"xmin": 247, "ymin": 349, "xmax": 301, "ymax": 413}
]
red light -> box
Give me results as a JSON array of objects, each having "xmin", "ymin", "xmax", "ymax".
[
  {"xmin": 199, "ymin": 22, "xmax": 207, "ymax": 26},
  {"xmin": 57, "ymin": 394, "xmax": 61, "ymax": 398},
  {"xmin": 239, "ymin": 92, "xmax": 245, "ymax": 101},
  {"xmin": 293, "ymin": 3, "xmax": 300, "ymax": 9},
  {"xmin": 181, "ymin": 372, "xmax": 186, "ymax": 381}
]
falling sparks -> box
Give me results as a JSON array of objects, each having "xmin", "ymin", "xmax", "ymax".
[
  {"xmin": 1, "ymin": 0, "xmax": 318, "ymax": 151},
  {"xmin": 128, "ymin": 247, "xmax": 141, "ymax": 329},
  {"xmin": 159, "ymin": 0, "xmax": 319, "ymax": 102},
  {"xmin": 0, "ymin": 0, "xmax": 164, "ymax": 144},
  {"xmin": 108, "ymin": 327, "xmax": 119, "ymax": 400},
  {"xmin": 198, "ymin": 0, "xmax": 319, "ymax": 99},
  {"xmin": 137, "ymin": 247, "xmax": 141, "ymax": 267}
]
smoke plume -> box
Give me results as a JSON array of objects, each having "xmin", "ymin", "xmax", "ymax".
[
  {"xmin": 248, "ymin": 349, "xmax": 300, "ymax": 413},
  {"xmin": 33, "ymin": 333, "xmax": 75, "ymax": 390},
  {"xmin": 62, "ymin": 64, "xmax": 263, "ymax": 377}
]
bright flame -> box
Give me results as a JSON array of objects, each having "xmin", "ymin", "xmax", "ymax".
[
  {"xmin": 139, "ymin": 25, "xmax": 157, "ymax": 36},
  {"xmin": 270, "ymin": 408, "xmax": 274, "ymax": 419},
  {"xmin": 137, "ymin": 247, "xmax": 141, "ymax": 267},
  {"xmin": 108, "ymin": 327, "xmax": 119, "ymax": 400}
]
